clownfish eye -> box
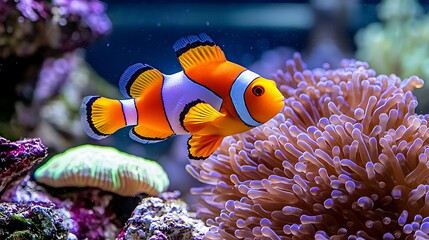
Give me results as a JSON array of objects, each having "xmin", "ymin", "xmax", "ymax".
[{"xmin": 252, "ymin": 85, "xmax": 265, "ymax": 96}]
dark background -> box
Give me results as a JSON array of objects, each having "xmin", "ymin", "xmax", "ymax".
[{"xmin": 86, "ymin": 0, "xmax": 384, "ymax": 84}]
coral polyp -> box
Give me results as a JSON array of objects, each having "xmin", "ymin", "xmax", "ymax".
[
  {"xmin": 34, "ymin": 144, "xmax": 169, "ymax": 196},
  {"xmin": 187, "ymin": 53, "xmax": 429, "ymax": 239}
]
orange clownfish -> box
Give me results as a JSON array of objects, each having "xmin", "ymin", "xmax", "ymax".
[{"xmin": 81, "ymin": 33, "xmax": 284, "ymax": 160}]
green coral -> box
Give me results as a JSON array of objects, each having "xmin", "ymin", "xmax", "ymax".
[
  {"xmin": 34, "ymin": 144, "xmax": 169, "ymax": 196},
  {"xmin": 355, "ymin": 0, "xmax": 429, "ymax": 84}
]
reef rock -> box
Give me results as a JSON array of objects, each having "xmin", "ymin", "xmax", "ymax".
[
  {"xmin": 2, "ymin": 176, "xmax": 125, "ymax": 240},
  {"xmin": 0, "ymin": 137, "xmax": 47, "ymax": 195},
  {"xmin": 0, "ymin": 201, "xmax": 69, "ymax": 240},
  {"xmin": 117, "ymin": 191, "xmax": 208, "ymax": 240}
]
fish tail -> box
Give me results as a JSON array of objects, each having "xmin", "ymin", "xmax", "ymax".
[{"xmin": 81, "ymin": 96, "xmax": 128, "ymax": 139}]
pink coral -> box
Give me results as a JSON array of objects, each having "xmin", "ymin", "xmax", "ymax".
[{"xmin": 187, "ymin": 53, "xmax": 429, "ymax": 239}]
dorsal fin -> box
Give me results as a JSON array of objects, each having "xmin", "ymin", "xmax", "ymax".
[
  {"xmin": 173, "ymin": 33, "xmax": 226, "ymax": 72},
  {"xmin": 119, "ymin": 63, "xmax": 163, "ymax": 98}
]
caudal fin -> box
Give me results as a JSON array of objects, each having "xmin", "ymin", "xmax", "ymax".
[{"xmin": 81, "ymin": 96, "xmax": 127, "ymax": 139}]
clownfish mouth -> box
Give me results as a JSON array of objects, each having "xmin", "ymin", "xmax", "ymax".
[
  {"xmin": 274, "ymin": 97, "xmax": 285, "ymax": 110},
  {"xmin": 274, "ymin": 96, "xmax": 285, "ymax": 103}
]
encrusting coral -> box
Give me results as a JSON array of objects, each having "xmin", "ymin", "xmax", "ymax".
[
  {"xmin": 187, "ymin": 53, "xmax": 429, "ymax": 239},
  {"xmin": 0, "ymin": 201, "xmax": 69, "ymax": 240},
  {"xmin": 0, "ymin": 136, "xmax": 47, "ymax": 194},
  {"xmin": 34, "ymin": 144, "xmax": 170, "ymax": 196}
]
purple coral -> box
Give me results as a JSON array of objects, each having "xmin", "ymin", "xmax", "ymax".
[
  {"xmin": 67, "ymin": 189, "xmax": 121, "ymax": 239},
  {"xmin": 33, "ymin": 52, "xmax": 78, "ymax": 101},
  {"xmin": 54, "ymin": 0, "xmax": 111, "ymax": 36},
  {"xmin": 0, "ymin": 0, "xmax": 111, "ymax": 57},
  {"xmin": 0, "ymin": 136, "xmax": 47, "ymax": 194},
  {"xmin": 187, "ymin": 53, "xmax": 429, "ymax": 239},
  {"xmin": 0, "ymin": 0, "xmax": 111, "ymax": 142},
  {"xmin": 15, "ymin": 0, "xmax": 49, "ymax": 21}
]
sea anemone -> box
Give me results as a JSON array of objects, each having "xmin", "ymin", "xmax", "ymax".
[{"xmin": 186, "ymin": 53, "xmax": 429, "ymax": 239}]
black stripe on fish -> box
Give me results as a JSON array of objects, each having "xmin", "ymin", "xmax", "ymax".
[
  {"xmin": 179, "ymin": 99, "xmax": 205, "ymax": 132},
  {"xmin": 85, "ymin": 96, "xmax": 109, "ymax": 137}
]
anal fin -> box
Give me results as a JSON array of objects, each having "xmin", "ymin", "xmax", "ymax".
[
  {"xmin": 187, "ymin": 134, "xmax": 224, "ymax": 160},
  {"xmin": 130, "ymin": 125, "xmax": 173, "ymax": 144}
]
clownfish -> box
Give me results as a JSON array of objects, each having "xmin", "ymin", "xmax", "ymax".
[{"xmin": 81, "ymin": 33, "xmax": 284, "ymax": 160}]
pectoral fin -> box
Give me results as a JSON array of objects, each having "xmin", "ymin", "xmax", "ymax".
[
  {"xmin": 181, "ymin": 102, "xmax": 225, "ymax": 133},
  {"xmin": 187, "ymin": 134, "xmax": 224, "ymax": 160}
]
